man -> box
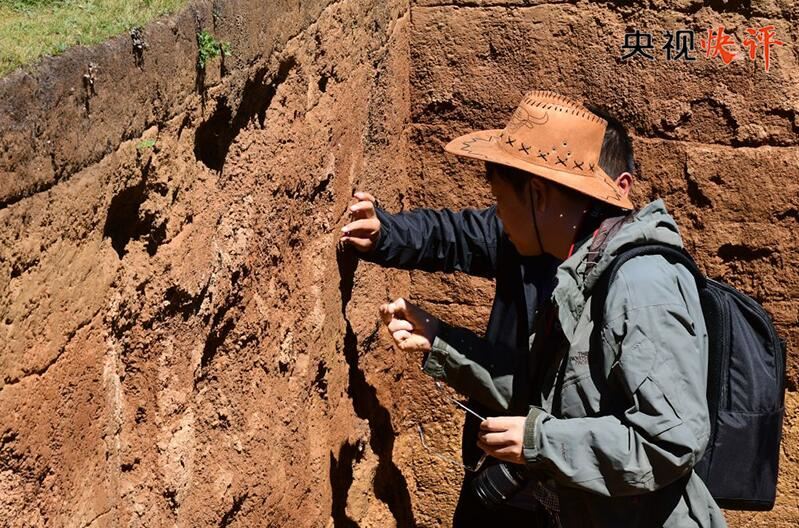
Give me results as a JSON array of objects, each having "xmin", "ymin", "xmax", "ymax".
[
  {"xmin": 377, "ymin": 92, "xmax": 727, "ymax": 527},
  {"xmin": 340, "ymin": 91, "xmax": 633, "ymax": 526}
]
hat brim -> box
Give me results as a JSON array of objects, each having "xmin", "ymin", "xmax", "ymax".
[{"xmin": 444, "ymin": 129, "xmax": 634, "ymax": 210}]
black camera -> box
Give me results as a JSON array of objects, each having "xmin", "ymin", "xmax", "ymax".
[{"xmin": 470, "ymin": 461, "xmax": 528, "ymax": 508}]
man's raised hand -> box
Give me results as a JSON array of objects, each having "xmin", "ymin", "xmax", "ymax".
[
  {"xmin": 341, "ymin": 191, "xmax": 381, "ymax": 252},
  {"xmin": 379, "ymin": 298, "xmax": 440, "ymax": 353}
]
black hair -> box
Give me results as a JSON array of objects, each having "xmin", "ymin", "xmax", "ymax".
[{"xmin": 582, "ymin": 103, "xmax": 635, "ymax": 179}]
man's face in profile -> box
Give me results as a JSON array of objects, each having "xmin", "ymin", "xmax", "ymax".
[{"xmin": 487, "ymin": 165, "xmax": 540, "ymax": 256}]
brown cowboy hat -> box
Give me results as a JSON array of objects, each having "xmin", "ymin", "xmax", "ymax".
[{"xmin": 444, "ymin": 90, "xmax": 634, "ymax": 210}]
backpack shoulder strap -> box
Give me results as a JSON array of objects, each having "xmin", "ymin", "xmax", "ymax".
[{"xmin": 596, "ymin": 243, "xmax": 706, "ymax": 299}]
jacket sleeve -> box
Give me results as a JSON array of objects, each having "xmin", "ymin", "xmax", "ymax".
[
  {"xmin": 422, "ymin": 321, "xmax": 529, "ymax": 414},
  {"xmin": 358, "ymin": 205, "xmax": 501, "ymax": 278},
  {"xmin": 522, "ymin": 258, "xmax": 711, "ymax": 497}
]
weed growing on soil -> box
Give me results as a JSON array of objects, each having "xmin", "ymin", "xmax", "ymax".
[
  {"xmin": 196, "ymin": 29, "xmax": 230, "ymax": 70},
  {"xmin": 136, "ymin": 138, "xmax": 156, "ymax": 151}
]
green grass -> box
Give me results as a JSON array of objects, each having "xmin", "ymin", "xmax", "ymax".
[
  {"xmin": 0, "ymin": 0, "xmax": 187, "ymax": 76},
  {"xmin": 136, "ymin": 138, "xmax": 156, "ymax": 150}
]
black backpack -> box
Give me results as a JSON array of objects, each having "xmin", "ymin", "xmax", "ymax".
[{"xmin": 593, "ymin": 241, "xmax": 787, "ymax": 511}]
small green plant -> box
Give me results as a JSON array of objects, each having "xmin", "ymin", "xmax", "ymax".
[
  {"xmin": 196, "ymin": 29, "xmax": 230, "ymax": 69},
  {"xmin": 137, "ymin": 138, "xmax": 156, "ymax": 151}
]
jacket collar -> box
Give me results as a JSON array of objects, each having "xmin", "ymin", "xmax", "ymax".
[{"xmin": 550, "ymin": 199, "xmax": 685, "ymax": 343}]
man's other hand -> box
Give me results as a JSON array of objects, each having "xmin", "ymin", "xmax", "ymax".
[
  {"xmin": 477, "ymin": 416, "xmax": 526, "ymax": 465},
  {"xmin": 341, "ymin": 191, "xmax": 381, "ymax": 252},
  {"xmin": 379, "ymin": 298, "xmax": 439, "ymax": 353}
]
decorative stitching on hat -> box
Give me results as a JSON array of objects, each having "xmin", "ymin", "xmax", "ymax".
[
  {"xmin": 573, "ymin": 160, "xmax": 585, "ymax": 170},
  {"xmin": 524, "ymin": 90, "xmax": 585, "ymax": 109},
  {"xmin": 555, "ymin": 155, "xmax": 568, "ymax": 167},
  {"xmin": 460, "ymin": 137, "xmax": 481, "ymax": 153},
  {"xmin": 519, "ymin": 143, "xmax": 531, "ymax": 155},
  {"xmin": 537, "ymin": 150, "xmax": 549, "ymax": 161},
  {"xmin": 589, "ymin": 162, "xmax": 596, "ymax": 173},
  {"xmin": 505, "ymin": 137, "xmax": 516, "ymax": 147},
  {"xmin": 506, "ymin": 106, "xmax": 549, "ymax": 132},
  {"xmin": 521, "ymin": 90, "xmax": 605, "ymax": 125}
]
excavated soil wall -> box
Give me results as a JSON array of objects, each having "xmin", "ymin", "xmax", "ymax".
[{"xmin": 1, "ymin": 0, "xmax": 797, "ymax": 526}]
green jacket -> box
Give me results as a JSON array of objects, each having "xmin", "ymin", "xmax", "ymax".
[{"xmin": 424, "ymin": 199, "xmax": 727, "ymax": 528}]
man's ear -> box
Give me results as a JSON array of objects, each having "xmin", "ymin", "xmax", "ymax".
[
  {"xmin": 527, "ymin": 177, "xmax": 547, "ymax": 213},
  {"xmin": 614, "ymin": 172, "xmax": 634, "ymax": 197}
]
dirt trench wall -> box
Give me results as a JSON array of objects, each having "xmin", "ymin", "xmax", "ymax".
[
  {"xmin": 1, "ymin": 0, "xmax": 799, "ymax": 526},
  {"xmin": 1, "ymin": 0, "xmax": 419, "ymax": 525}
]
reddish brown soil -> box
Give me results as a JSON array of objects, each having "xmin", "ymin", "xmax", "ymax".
[{"xmin": 1, "ymin": 0, "xmax": 797, "ymax": 526}]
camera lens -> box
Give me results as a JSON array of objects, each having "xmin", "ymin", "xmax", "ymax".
[{"xmin": 471, "ymin": 462, "xmax": 527, "ymax": 508}]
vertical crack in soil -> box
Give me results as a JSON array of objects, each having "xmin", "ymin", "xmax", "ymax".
[
  {"xmin": 197, "ymin": 280, "xmax": 244, "ymax": 382},
  {"xmin": 313, "ymin": 360, "xmax": 330, "ymax": 399},
  {"xmin": 219, "ymin": 492, "xmax": 248, "ymax": 527},
  {"xmin": 201, "ymin": 316, "xmax": 237, "ymax": 371},
  {"xmin": 329, "ymin": 441, "xmax": 362, "ymax": 528},
  {"xmin": 336, "ymin": 250, "xmax": 416, "ymax": 527},
  {"xmin": 194, "ymin": 57, "xmax": 297, "ymax": 172},
  {"xmin": 683, "ymin": 160, "xmax": 712, "ymax": 210}
]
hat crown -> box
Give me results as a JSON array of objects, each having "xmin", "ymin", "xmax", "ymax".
[
  {"xmin": 498, "ymin": 91, "xmax": 608, "ymax": 178},
  {"xmin": 520, "ymin": 90, "xmax": 592, "ymax": 114}
]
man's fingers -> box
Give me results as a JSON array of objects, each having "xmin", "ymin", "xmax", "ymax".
[
  {"xmin": 341, "ymin": 218, "xmax": 378, "ymax": 236},
  {"xmin": 349, "ymin": 200, "xmax": 376, "ymax": 218},
  {"xmin": 476, "ymin": 439, "xmax": 493, "ymax": 455},
  {"xmin": 398, "ymin": 334, "xmax": 430, "ymax": 352},
  {"xmin": 380, "ymin": 299, "xmax": 406, "ymax": 321},
  {"xmin": 477, "ymin": 431, "xmax": 512, "ymax": 446},
  {"xmin": 392, "ymin": 329, "xmax": 412, "ymax": 342},
  {"xmin": 353, "ymin": 191, "xmax": 376, "ymax": 203},
  {"xmin": 341, "ymin": 236, "xmax": 373, "ymax": 252},
  {"xmin": 341, "ymin": 227, "xmax": 377, "ymax": 240},
  {"xmin": 387, "ymin": 298, "xmax": 408, "ymax": 319},
  {"xmin": 388, "ymin": 318, "xmax": 413, "ymax": 333},
  {"xmin": 480, "ymin": 417, "xmax": 512, "ymax": 432},
  {"xmin": 379, "ymin": 304, "xmax": 393, "ymax": 325},
  {"xmin": 380, "ymin": 298, "xmax": 412, "ymax": 335},
  {"xmin": 477, "ymin": 438, "xmax": 513, "ymax": 452}
]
